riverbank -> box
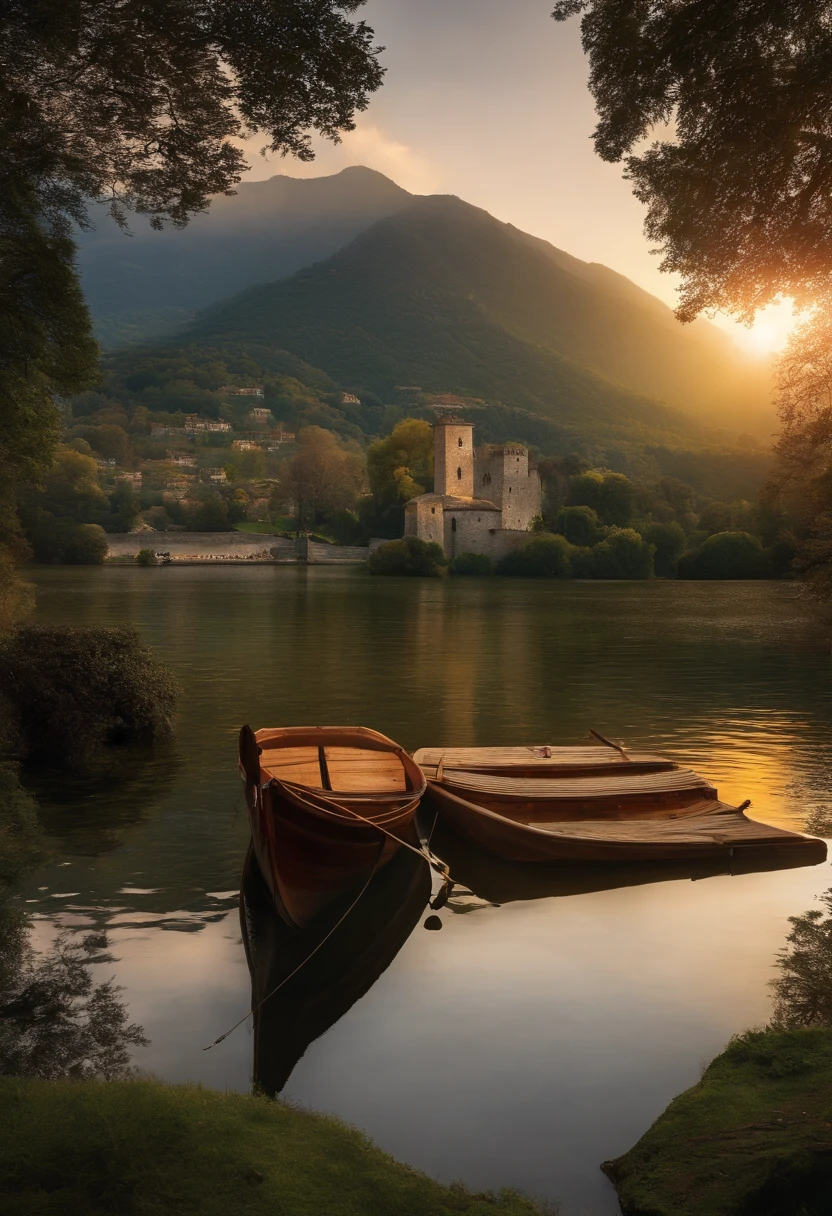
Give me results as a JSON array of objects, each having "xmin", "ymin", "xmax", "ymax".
[
  {"xmin": 104, "ymin": 531, "xmax": 370, "ymax": 564},
  {"xmin": 604, "ymin": 1026, "xmax": 832, "ymax": 1215},
  {"xmin": 0, "ymin": 1077, "xmax": 552, "ymax": 1216}
]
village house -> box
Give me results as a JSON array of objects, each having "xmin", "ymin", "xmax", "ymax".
[
  {"xmin": 204, "ymin": 468, "xmax": 227, "ymax": 483},
  {"xmin": 184, "ymin": 415, "xmax": 232, "ymax": 433},
  {"xmin": 220, "ymin": 386, "xmax": 264, "ymax": 398},
  {"xmin": 248, "ymin": 407, "xmax": 271, "ymax": 424},
  {"xmin": 341, "ymin": 392, "xmax": 361, "ymax": 406},
  {"xmin": 403, "ymin": 417, "xmax": 541, "ymax": 560},
  {"xmin": 232, "ymin": 439, "xmax": 259, "ymax": 451}
]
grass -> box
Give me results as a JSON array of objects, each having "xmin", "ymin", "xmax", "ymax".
[
  {"xmin": 0, "ymin": 1077, "xmax": 552, "ymax": 1216},
  {"xmin": 235, "ymin": 518, "xmax": 296, "ymax": 535},
  {"xmin": 605, "ymin": 1026, "xmax": 832, "ymax": 1215}
]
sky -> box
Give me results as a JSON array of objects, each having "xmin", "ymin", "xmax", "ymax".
[{"xmin": 237, "ymin": 0, "xmax": 795, "ymax": 357}]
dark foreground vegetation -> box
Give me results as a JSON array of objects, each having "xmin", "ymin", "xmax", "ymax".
[
  {"xmin": 0, "ymin": 1078, "xmax": 550, "ymax": 1216},
  {"xmin": 606, "ymin": 887, "xmax": 832, "ymax": 1215},
  {"xmin": 0, "ymin": 627, "xmax": 178, "ymax": 769},
  {"xmin": 605, "ymin": 1027, "xmax": 832, "ymax": 1216}
]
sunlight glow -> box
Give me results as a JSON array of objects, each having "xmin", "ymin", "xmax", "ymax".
[{"xmin": 710, "ymin": 299, "xmax": 806, "ymax": 357}]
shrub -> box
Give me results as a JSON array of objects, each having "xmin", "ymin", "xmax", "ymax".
[
  {"xmin": 369, "ymin": 536, "xmax": 448, "ymax": 577},
  {"xmin": 678, "ymin": 531, "xmax": 767, "ymax": 579},
  {"xmin": 586, "ymin": 528, "xmax": 654, "ymax": 579},
  {"xmin": 27, "ymin": 518, "xmax": 108, "ymax": 565},
  {"xmin": 567, "ymin": 470, "xmax": 635, "ymax": 526},
  {"xmin": 136, "ymin": 548, "xmax": 157, "ymax": 567},
  {"xmin": 554, "ymin": 505, "xmax": 604, "ymax": 546},
  {"xmin": 641, "ymin": 520, "xmax": 686, "ymax": 578},
  {"xmin": 449, "ymin": 552, "xmax": 495, "ymax": 576},
  {"xmin": 497, "ymin": 534, "xmax": 572, "ymax": 577},
  {"xmin": 0, "ymin": 627, "xmax": 179, "ymax": 768},
  {"xmin": 0, "ymin": 764, "xmax": 47, "ymax": 893}
]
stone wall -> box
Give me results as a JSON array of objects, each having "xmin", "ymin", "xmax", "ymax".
[{"xmin": 105, "ymin": 532, "xmax": 369, "ymax": 564}]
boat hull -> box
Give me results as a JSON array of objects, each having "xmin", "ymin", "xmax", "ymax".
[{"xmin": 425, "ymin": 782, "xmax": 828, "ymax": 864}]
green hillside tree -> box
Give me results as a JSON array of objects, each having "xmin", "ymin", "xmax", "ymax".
[{"xmin": 0, "ymin": 0, "xmax": 384, "ymax": 579}]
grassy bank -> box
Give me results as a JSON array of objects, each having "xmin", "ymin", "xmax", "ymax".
[
  {"xmin": 0, "ymin": 1077, "xmax": 551, "ymax": 1216},
  {"xmin": 604, "ymin": 1026, "xmax": 832, "ymax": 1215}
]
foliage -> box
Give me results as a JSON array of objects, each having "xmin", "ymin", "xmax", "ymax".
[
  {"xmin": 772, "ymin": 887, "xmax": 832, "ymax": 1029},
  {"xmin": 0, "ymin": 765, "xmax": 47, "ymax": 896},
  {"xmin": 583, "ymin": 528, "xmax": 654, "ymax": 579},
  {"xmin": 449, "ymin": 552, "xmax": 495, "ymax": 576},
  {"xmin": 0, "ymin": 1077, "xmax": 551, "ymax": 1216},
  {"xmin": 0, "ymin": 551, "xmax": 34, "ymax": 634},
  {"xmin": 641, "ymin": 521, "xmax": 686, "ymax": 578},
  {"xmin": 282, "ymin": 426, "xmax": 364, "ymax": 530},
  {"xmin": 553, "ymin": 1, "xmax": 832, "ymax": 323},
  {"xmin": 369, "ymin": 537, "xmax": 447, "ymax": 577},
  {"xmin": 497, "ymin": 535, "xmax": 572, "ymax": 578},
  {"xmin": 136, "ymin": 549, "xmax": 157, "ymax": 567},
  {"xmin": 553, "ymin": 504, "xmax": 603, "ymax": 546},
  {"xmin": 567, "ymin": 470, "xmax": 635, "ymax": 527},
  {"xmin": 0, "ymin": 627, "xmax": 179, "ymax": 768},
  {"xmin": 367, "ymin": 420, "xmax": 433, "ymax": 509},
  {"xmin": 0, "ymin": 931, "xmax": 147, "ymax": 1082},
  {"xmin": 25, "ymin": 519, "xmax": 108, "ymax": 565},
  {"xmin": 603, "ymin": 1024, "xmax": 832, "ymax": 1216},
  {"xmin": 678, "ymin": 531, "xmax": 766, "ymax": 580}
]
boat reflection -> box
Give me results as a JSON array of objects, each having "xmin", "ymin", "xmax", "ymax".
[
  {"xmin": 239, "ymin": 843, "xmax": 431, "ymax": 1096},
  {"xmin": 429, "ymin": 818, "xmax": 829, "ymax": 906}
]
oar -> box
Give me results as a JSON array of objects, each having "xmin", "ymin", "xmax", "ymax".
[{"xmin": 589, "ymin": 728, "xmax": 631, "ymax": 761}]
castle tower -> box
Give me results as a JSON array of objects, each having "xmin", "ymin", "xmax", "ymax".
[{"xmin": 434, "ymin": 418, "xmax": 474, "ymax": 497}]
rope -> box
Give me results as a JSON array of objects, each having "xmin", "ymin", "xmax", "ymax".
[{"xmin": 203, "ymin": 857, "xmax": 382, "ymax": 1051}]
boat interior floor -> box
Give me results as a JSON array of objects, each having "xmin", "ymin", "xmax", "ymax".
[{"xmin": 259, "ymin": 746, "xmax": 410, "ymax": 794}]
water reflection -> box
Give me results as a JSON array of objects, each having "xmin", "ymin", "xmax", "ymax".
[
  {"xmin": 240, "ymin": 845, "xmax": 431, "ymax": 1095},
  {"xmin": 431, "ymin": 819, "xmax": 829, "ymax": 906},
  {"xmin": 19, "ymin": 569, "xmax": 832, "ymax": 1216}
]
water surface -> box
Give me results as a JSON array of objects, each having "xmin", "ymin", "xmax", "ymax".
[{"xmin": 21, "ymin": 568, "xmax": 832, "ymax": 1216}]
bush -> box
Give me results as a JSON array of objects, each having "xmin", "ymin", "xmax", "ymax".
[
  {"xmin": 554, "ymin": 505, "xmax": 604, "ymax": 546},
  {"xmin": 369, "ymin": 537, "xmax": 448, "ymax": 577},
  {"xmin": 27, "ymin": 518, "xmax": 108, "ymax": 565},
  {"xmin": 136, "ymin": 548, "xmax": 157, "ymax": 567},
  {"xmin": 449, "ymin": 552, "xmax": 495, "ymax": 576},
  {"xmin": 586, "ymin": 528, "xmax": 654, "ymax": 579},
  {"xmin": 497, "ymin": 534, "xmax": 572, "ymax": 577},
  {"xmin": 0, "ymin": 764, "xmax": 47, "ymax": 893},
  {"xmin": 567, "ymin": 470, "xmax": 635, "ymax": 526},
  {"xmin": 678, "ymin": 531, "xmax": 767, "ymax": 579},
  {"xmin": 0, "ymin": 627, "xmax": 179, "ymax": 768},
  {"xmin": 641, "ymin": 521, "xmax": 686, "ymax": 578}
]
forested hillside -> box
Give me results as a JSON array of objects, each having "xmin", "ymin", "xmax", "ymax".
[{"xmin": 76, "ymin": 168, "xmax": 412, "ymax": 347}]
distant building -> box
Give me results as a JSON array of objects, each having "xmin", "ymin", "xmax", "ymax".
[
  {"xmin": 116, "ymin": 472, "xmax": 142, "ymax": 489},
  {"xmin": 220, "ymin": 386, "xmax": 264, "ymax": 398},
  {"xmin": 184, "ymin": 415, "xmax": 231, "ymax": 433},
  {"xmin": 232, "ymin": 439, "xmax": 259, "ymax": 451},
  {"xmin": 151, "ymin": 425, "xmax": 188, "ymax": 438},
  {"xmin": 248, "ymin": 407, "xmax": 271, "ymax": 424},
  {"xmin": 394, "ymin": 385, "xmax": 423, "ymax": 392},
  {"xmin": 204, "ymin": 468, "xmax": 227, "ymax": 482},
  {"xmin": 404, "ymin": 418, "xmax": 541, "ymax": 560},
  {"xmin": 168, "ymin": 453, "xmax": 197, "ymax": 467},
  {"xmin": 341, "ymin": 392, "xmax": 361, "ymax": 406}
]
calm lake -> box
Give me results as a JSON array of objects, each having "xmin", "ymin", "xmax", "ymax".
[{"xmin": 21, "ymin": 567, "xmax": 832, "ymax": 1216}]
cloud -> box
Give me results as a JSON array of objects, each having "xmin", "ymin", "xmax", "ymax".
[{"xmin": 238, "ymin": 120, "xmax": 439, "ymax": 195}]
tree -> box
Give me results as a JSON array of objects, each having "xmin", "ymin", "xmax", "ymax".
[
  {"xmin": 0, "ymin": 0, "xmax": 384, "ymax": 559},
  {"xmin": 282, "ymin": 426, "xmax": 364, "ymax": 529},
  {"xmin": 678, "ymin": 531, "xmax": 766, "ymax": 579},
  {"xmin": 496, "ymin": 534, "xmax": 572, "ymax": 578},
  {"xmin": 586, "ymin": 528, "xmax": 654, "ymax": 579},
  {"xmin": 567, "ymin": 470, "xmax": 635, "ymax": 527},
  {"xmin": 553, "ymin": 1, "xmax": 832, "ymax": 322},
  {"xmin": 641, "ymin": 520, "xmax": 686, "ymax": 577},
  {"xmin": 554, "ymin": 504, "xmax": 603, "ymax": 546},
  {"xmin": 367, "ymin": 420, "xmax": 434, "ymax": 511},
  {"xmin": 772, "ymin": 886, "xmax": 832, "ymax": 1028},
  {"xmin": 369, "ymin": 537, "xmax": 447, "ymax": 577}
]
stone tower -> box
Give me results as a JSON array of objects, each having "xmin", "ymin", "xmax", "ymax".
[{"xmin": 434, "ymin": 418, "xmax": 474, "ymax": 497}]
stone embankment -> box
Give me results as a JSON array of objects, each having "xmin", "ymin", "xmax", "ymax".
[{"xmin": 105, "ymin": 532, "xmax": 369, "ymax": 564}]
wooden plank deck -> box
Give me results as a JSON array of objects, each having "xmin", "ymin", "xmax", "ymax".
[{"xmin": 440, "ymin": 767, "xmax": 716, "ymax": 801}]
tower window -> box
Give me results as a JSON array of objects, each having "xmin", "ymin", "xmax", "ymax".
[
  {"xmin": 451, "ymin": 517, "xmax": 457, "ymax": 531},
  {"xmin": 508, "ymin": 486, "xmax": 512, "ymax": 493},
  {"xmin": 457, "ymin": 467, "xmax": 462, "ymax": 480},
  {"xmin": 431, "ymin": 507, "xmax": 436, "ymax": 514},
  {"xmin": 482, "ymin": 473, "xmax": 491, "ymax": 486},
  {"xmin": 458, "ymin": 437, "xmax": 463, "ymax": 447}
]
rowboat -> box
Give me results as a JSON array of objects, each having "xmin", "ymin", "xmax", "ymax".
[
  {"xmin": 240, "ymin": 842, "xmax": 430, "ymax": 1095},
  {"xmin": 414, "ymin": 743, "xmax": 827, "ymax": 864},
  {"xmin": 239, "ymin": 724, "xmax": 426, "ymax": 928}
]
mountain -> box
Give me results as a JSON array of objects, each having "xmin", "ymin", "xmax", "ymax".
[
  {"xmin": 76, "ymin": 167, "xmax": 412, "ymax": 346},
  {"xmin": 186, "ymin": 192, "xmax": 772, "ymax": 441}
]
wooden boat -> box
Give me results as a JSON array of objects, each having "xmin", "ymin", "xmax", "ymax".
[
  {"xmin": 240, "ymin": 724, "xmax": 426, "ymax": 928},
  {"xmin": 239, "ymin": 842, "xmax": 430, "ymax": 1095},
  {"xmin": 414, "ymin": 744, "xmax": 827, "ymax": 864}
]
